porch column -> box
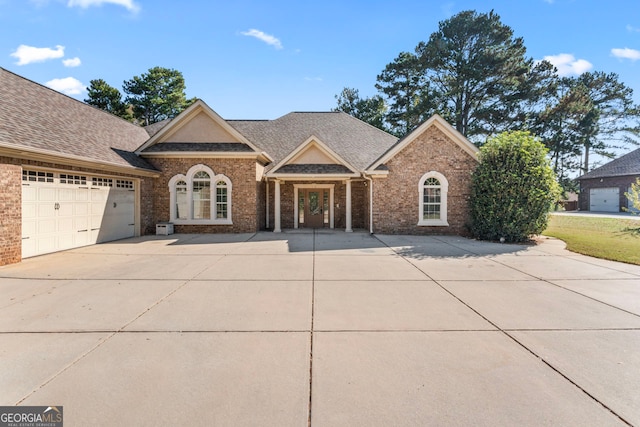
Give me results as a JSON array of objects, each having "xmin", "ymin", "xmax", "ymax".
[
  {"xmin": 345, "ymin": 179, "xmax": 353, "ymax": 232},
  {"xmin": 274, "ymin": 179, "xmax": 282, "ymax": 233}
]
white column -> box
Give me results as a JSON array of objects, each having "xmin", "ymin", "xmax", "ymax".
[
  {"xmin": 274, "ymin": 179, "xmax": 282, "ymax": 233},
  {"xmin": 345, "ymin": 179, "xmax": 352, "ymax": 232}
]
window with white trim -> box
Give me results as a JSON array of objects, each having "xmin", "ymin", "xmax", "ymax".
[
  {"xmin": 175, "ymin": 180, "xmax": 188, "ymax": 220},
  {"xmin": 168, "ymin": 164, "xmax": 232, "ymax": 224},
  {"xmin": 418, "ymin": 171, "xmax": 449, "ymax": 226}
]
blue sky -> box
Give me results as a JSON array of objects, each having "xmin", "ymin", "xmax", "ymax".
[{"xmin": 2, "ymin": 0, "xmax": 640, "ymax": 121}]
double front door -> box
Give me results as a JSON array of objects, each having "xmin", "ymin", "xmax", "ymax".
[{"xmin": 298, "ymin": 189, "xmax": 329, "ymax": 228}]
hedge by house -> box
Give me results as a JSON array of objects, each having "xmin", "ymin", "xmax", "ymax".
[{"xmin": 470, "ymin": 131, "xmax": 560, "ymax": 242}]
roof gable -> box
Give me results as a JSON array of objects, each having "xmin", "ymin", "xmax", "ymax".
[
  {"xmin": 269, "ymin": 136, "xmax": 358, "ymax": 175},
  {"xmin": 368, "ymin": 114, "xmax": 479, "ymax": 171},
  {"xmin": 136, "ymin": 100, "xmax": 271, "ymax": 161}
]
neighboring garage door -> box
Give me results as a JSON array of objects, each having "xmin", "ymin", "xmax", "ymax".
[
  {"xmin": 21, "ymin": 169, "xmax": 136, "ymax": 258},
  {"xmin": 589, "ymin": 187, "xmax": 620, "ymax": 212}
]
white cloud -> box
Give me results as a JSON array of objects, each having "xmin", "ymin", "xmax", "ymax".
[
  {"xmin": 626, "ymin": 24, "xmax": 640, "ymax": 33},
  {"xmin": 63, "ymin": 57, "xmax": 82, "ymax": 67},
  {"xmin": 46, "ymin": 77, "xmax": 85, "ymax": 95},
  {"xmin": 611, "ymin": 47, "xmax": 640, "ymax": 61},
  {"xmin": 67, "ymin": 0, "xmax": 140, "ymax": 13},
  {"xmin": 10, "ymin": 44, "xmax": 65, "ymax": 65},
  {"xmin": 543, "ymin": 53, "xmax": 592, "ymax": 76},
  {"xmin": 241, "ymin": 29, "xmax": 283, "ymax": 50}
]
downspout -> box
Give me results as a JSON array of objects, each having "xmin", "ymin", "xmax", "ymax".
[
  {"xmin": 265, "ymin": 177, "xmax": 269, "ymax": 229},
  {"xmin": 363, "ymin": 173, "xmax": 374, "ymax": 234}
]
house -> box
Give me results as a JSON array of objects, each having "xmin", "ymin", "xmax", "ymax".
[
  {"xmin": 0, "ymin": 67, "xmax": 479, "ymax": 266},
  {"xmin": 577, "ymin": 147, "xmax": 640, "ymax": 212}
]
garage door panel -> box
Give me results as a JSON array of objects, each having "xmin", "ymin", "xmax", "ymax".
[
  {"xmin": 38, "ymin": 187, "xmax": 56, "ymax": 201},
  {"xmin": 22, "ymin": 185, "xmax": 37, "ymax": 201},
  {"xmin": 37, "ymin": 203, "xmax": 55, "ymax": 217},
  {"xmin": 58, "ymin": 188, "xmax": 74, "ymax": 201},
  {"xmin": 22, "ymin": 204, "xmax": 37, "ymax": 219},
  {"xmin": 22, "ymin": 220, "xmax": 36, "ymax": 237},
  {"xmin": 37, "ymin": 218, "xmax": 56, "ymax": 234}
]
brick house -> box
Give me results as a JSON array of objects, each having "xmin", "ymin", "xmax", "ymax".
[
  {"xmin": 0, "ymin": 67, "xmax": 479, "ymax": 266},
  {"xmin": 577, "ymin": 147, "xmax": 640, "ymax": 212}
]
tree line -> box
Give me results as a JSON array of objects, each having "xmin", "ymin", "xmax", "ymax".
[
  {"xmin": 85, "ymin": 66, "xmax": 195, "ymax": 126},
  {"xmin": 334, "ymin": 10, "xmax": 640, "ymax": 190}
]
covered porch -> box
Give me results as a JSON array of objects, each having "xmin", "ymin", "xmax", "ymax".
[{"xmin": 265, "ymin": 177, "xmax": 369, "ymax": 233}]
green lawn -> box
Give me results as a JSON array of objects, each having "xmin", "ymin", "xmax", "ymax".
[{"xmin": 543, "ymin": 214, "xmax": 640, "ymax": 265}]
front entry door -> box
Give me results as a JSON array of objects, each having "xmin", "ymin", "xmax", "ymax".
[
  {"xmin": 306, "ymin": 191, "xmax": 324, "ymax": 228},
  {"xmin": 299, "ymin": 189, "xmax": 329, "ymax": 228}
]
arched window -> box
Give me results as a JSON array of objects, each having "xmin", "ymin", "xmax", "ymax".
[
  {"xmin": 418, "ymin": 171, "xmax": 449, "ymax": 226},
  {"xmin": 192, "ymin": 171, "xmax": 211, "ymax": 219},
  {"xmin": 168, "ymin": 164, "xmax": 232, "ymax": 224}
]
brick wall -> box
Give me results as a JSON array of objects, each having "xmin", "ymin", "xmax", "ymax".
[
  {"xmin": 0, "ymin": 164, "xmax": 22, "ymax": 266},
  {"xmin": 579, "ymin": 175, "xmax": 640, "ymax": 211},
  {"xmin": 145, "ymin": 157, "xmax": 259, "ymax": 233},
  {"xmin": 372, "ymin": 126, "xmax": 478, "ymax": 235}
]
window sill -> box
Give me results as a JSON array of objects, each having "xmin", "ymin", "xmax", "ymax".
[
  {"xmin": 171, "ymin": 219, "xmax": 233, "ymax": 225},
  {"xmin": 418, "ymin": 220, "xmax": 449, "ymax": 227}
]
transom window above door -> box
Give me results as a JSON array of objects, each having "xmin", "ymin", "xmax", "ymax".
[{"xmin": 168, "ymin": 164, "xmax": 232, "ymax": 224}]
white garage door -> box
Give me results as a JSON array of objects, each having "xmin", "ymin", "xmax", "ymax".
[
  {"xmin": 21, "ymin": 170, "xmax": 136, "ymax": 258},
  {"xmin": 589, "ymin": 187, "xmax": 619, "ymax": 212}
]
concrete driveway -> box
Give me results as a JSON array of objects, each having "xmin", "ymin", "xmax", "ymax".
[{"xmin": 1, "ymin": 231, "xmax": 639, "ymax": 426}]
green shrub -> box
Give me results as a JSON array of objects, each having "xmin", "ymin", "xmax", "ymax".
[
  {"xmin": 470, "ymin": 131, "xmax": 561, "ymax": 242},
  {"xmin": 624, "ymin": 178, "xmax": 640, "ymax": 214}
]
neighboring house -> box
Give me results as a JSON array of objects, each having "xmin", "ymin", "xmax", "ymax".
[
  {"xmin": 577, "ymin": 147, "xmax": 640, "ymax": 212},
  {"xmin": 0, "ymin": 67, "xmax": 479, "ymax": 266}
]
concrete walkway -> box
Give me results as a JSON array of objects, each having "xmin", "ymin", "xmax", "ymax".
[{"xmin": 1, "ymin": 231, "xmax": 639, "ymax": 426}]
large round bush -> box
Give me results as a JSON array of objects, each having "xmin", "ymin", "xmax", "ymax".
[{"xmin": 470, "ymin": 131, "xmax": 560, "ymax": 242}]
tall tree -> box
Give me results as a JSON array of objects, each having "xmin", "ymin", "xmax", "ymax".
[
  {"xmin": 415, "ymin": 10, "xmax": 553, "ymax": 142},
  {"xmin": 123, "ymin": 66, "xmax": 194, "ymax": 126},
  {"xmin": 569, "ymin": 71, "xmax": 638, "ymax": 173},
  {"xmin": 536, "ymin": 71, "xmax": 639, "ymax": 178},
  {"xmin": 533, "ymin": 77, "xmax": 589, "ymax": 191},
  {"xmin": 375, "ymin": 51, "xmax": 432, "ymax": 136},
  {"xmin": 333, "ymin": 87, "xmax": 388, "ymax": 132},
  {"xmin": 84, "ymin": 79, "xmax": 130, "ymax": 120}
]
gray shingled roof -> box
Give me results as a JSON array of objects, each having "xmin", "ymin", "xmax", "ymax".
[
  {"xmin": 229, "ymin": 112, "xmax": 398, "ymax": 171},
  {"xmin": 578, "ymin": 147, "xmax": 640, "ymax": 180},
  {"xmin": 0, "ymin": 67, "xmax": 156, "ymax": 171},
  {"xmin": 142, "ymin": 142, "xmax": 255, "ymax": 153},
  {"xmin": 144, "ymin": 119, "xmax": 170, "ymax": 137}
]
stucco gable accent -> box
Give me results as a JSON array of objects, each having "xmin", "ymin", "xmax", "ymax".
[
  {"xmin": 266, "ymin": 135, "xmax": 359, "ymax": 176},
  {"xmin": 366, "ymin": 114, "xmax": 479, "ymax": 173},
  {"xmin": 135, "ymin": 100, "xmax": 273, "ymax": 162}
]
